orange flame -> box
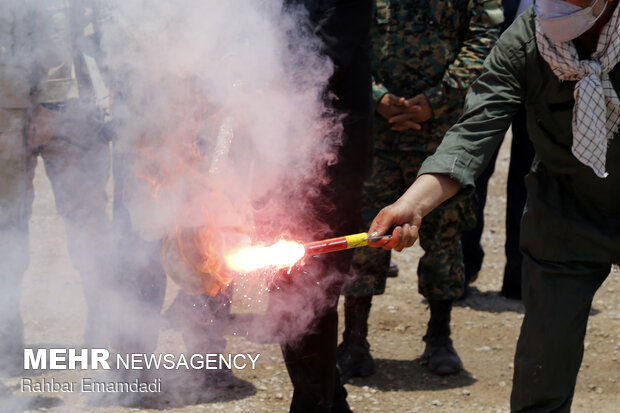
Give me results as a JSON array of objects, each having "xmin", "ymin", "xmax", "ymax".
[{"xmin": 225, "ymin": 240, "xmax": 306, "ymax": 273}]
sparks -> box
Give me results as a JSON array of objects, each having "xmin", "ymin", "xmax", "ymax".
[{"xmin": 224, "ymin": 240, "xmax": 305, "ymax": 273}]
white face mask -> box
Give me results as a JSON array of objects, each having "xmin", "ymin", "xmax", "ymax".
[{"xmin": 534, "ymin": 0, "xmax": 608, "ymax": 42}]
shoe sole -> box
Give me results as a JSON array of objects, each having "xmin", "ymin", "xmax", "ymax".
[
  {"xmin": 427, "ymin": 363, "xmax": 462, "ymax": 376},
  {"xmin": 340, "ymin": 362, "xmax": 377, "ymax": 382}
]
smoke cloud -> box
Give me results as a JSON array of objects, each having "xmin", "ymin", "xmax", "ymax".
[
  {"xmin": 103, "ymin": 0, "xmax": 340, "ymax": 240},
  {"xmin": 1, "ymin": 0, "xmax": 350, "ymax": 409},
  {"xmin": 101, "ymin": 0, "xmax": 345, "ymax": 348}
]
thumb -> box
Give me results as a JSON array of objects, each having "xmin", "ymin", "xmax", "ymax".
[
  {"xmin": 404, "ymin": 96, "xmax": 419, "ymax": 107},
  {"xmin": 388, "ymin": 94, "xmax": 405, "ymax": 106},
  {"xmin": 368, "ymin": 207, "xmax": 393, "ymax": 237}
]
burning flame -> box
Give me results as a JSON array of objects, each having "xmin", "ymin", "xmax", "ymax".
[{"xmin": 225, "ymin": 240, "xmax": 305, "ymax": 273}]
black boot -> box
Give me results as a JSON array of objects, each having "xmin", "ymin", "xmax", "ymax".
[
  {"xmin": 337, "ymin": 296, "xmax": 376, "ymax": 382},
  {"xmin": 386, "ymin": 261, "xmax": 399, "ymax": 278},
  {"xmin": 420, "ymin": 300, "xmax": 463, "ymax": 375}
]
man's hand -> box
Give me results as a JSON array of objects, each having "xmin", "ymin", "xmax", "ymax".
[
  {"xmin": 367, "ymin": 199, "xmax": 422, "ymax": 252},
  {"xmin": 26, "ymin": 105, "xmax": 62, "ymax": 147},
  {"xmin": 388, "ymin": 93, "xmax": 433, "ymax": 132},
  {"xmin": 366, "ymin": 173, "xmax": 462, "ymax": 252},
  {"xmin": 376, "ymin": 92, "xmax": 433, "ymax": 132},
  {"xmin": 376, "ymin": 93, "xmax": 407, "ymax": 120}
]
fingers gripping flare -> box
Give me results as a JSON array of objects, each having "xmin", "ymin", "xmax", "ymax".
[{"xmin": 367, "ymin": 207, "xmax": 420, "ymax": 251}]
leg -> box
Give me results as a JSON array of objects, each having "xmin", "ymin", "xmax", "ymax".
[
  {"xmin": 340, "ymin": 149, "xmax": 405, "ymax": 380},
  {"xmin": 280, "ymin": 133, "xmax": 370, "ymax": 413},
  {"xmin": 417, "ymin": 194, "xmax": 476, "ymax": 303},
  {"xmin": 279, "ymin": 269, "xmax": 344, "ymax": 413},
  {"xmin": 109, "ymin": 148, "xmax": 166, "ymax": 354},
  {"xmin": 282, "ymin": 310, "xmax": 342, "ymax": 413},
  {"xmin": 279, "ymin": 173, "xmax": 365, "ymax": 411},
  {"xmin": 270, "ymin": 239, "xmax": 352, "ymax": 413},
  {"xmin": 417, "ymin": 192, "xmax": 476, "ymax": 375},
  {"xmin": 41, "ymin": 132, "xmax": 114, "ymax": 348},
  {"xmin": 511, "ymin": 255, "xmax": 609, "ymax": 412},
  {"xmin": 278, "ymin": 1, "xmax": 372, "ymax": 408},
  {"xmin": 501, "ymin": 106, "xmax": 534, "ymax": 299},
  {"xmin": 0, "ymin": 109, "xmax": 35, "ymax": 376},
  {"xmin": 174, "ymin": 287, "xmax": 240, "ymax": 392},
  {"xmin": 179, "ymin": 289, "xmax": 230, "ymax": 355},
  {"xmin": 511, "ymin": 167, "xmax": 614, "ymax": 412}
]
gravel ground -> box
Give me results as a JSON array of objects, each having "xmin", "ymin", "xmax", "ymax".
[{"xmin": 3, "ymin": 134, "xmax": 620, "ymax": 412}]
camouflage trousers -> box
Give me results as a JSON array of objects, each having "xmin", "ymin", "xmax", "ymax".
[{"xmin": 343, "ymin": 148, "xmax": 476, "ymax": 301}]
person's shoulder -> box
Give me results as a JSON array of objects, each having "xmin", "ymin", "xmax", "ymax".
[{"xmin": 495, "ymin": 7, "xmax": 537, "ymax": 62}]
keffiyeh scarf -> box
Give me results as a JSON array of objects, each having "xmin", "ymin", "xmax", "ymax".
[{"xmin": 535, "ymin": 4, "xmax": 620, "ymax": 178}]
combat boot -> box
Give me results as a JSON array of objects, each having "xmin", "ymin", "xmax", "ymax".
[
  {"xmin": 420, "ymin": 299, "xmax": 463, "ymax": 375},
  {"xmin": 386, "ymin": 261, "xmax": 399, "ymax": 278},
  {"xmin": 337, "ymin": 295, "xmax": 376, "ymax": 382}
]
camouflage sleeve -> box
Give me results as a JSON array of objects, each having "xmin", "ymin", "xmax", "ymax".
[
  {"xmin": 372, "ymin": 77, "xmax": 388, "ymax": 106},
  {"xmin": 425, "ymin": 0, "xmax": 503, "ymax": 119}
]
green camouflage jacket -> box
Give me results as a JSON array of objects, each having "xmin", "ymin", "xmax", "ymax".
[{"xmin": 371, "ymin": 0, "xmax": 503, "ymax": 151}]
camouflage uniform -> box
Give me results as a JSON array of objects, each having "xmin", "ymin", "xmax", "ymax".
[{"xmin": 343, "ymin": 0, "xmax": 503, "ymax": 301}]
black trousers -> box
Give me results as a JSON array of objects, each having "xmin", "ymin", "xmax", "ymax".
[
  {"xmin": 276, "ymin": 161, "xmax": 368, "ymax": 411},
  {"xmin": 511, "ymin": 164, "xmax": 620, "ymax": 412},
  {"xmin": 272, "ymin": 1, "xmax": 372, "ymax": 411}
]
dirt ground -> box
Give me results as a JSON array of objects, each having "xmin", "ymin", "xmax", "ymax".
[{"xmin": 3, "ymin": 132, "xmax": 620, "ymax": 412}]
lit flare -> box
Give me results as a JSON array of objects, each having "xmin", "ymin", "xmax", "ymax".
[
  {"xmin": 224, "ymin": 240, "xmax": 306, "ymax": 273},
  {"xmin": 224, "ymin": 232, "xmax": 391, "ymax": 274}
]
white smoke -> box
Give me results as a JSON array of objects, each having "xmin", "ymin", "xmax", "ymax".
[
  {"xmin": 102, "ymin": 0, "xmax": 340, "ymax": 242},
  {"xmin": 1, "ymin": 0, "xmax": 347, "ymax": 409}
]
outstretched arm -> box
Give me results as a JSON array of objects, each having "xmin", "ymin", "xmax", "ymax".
[
  {"xmin": 368, "ymin": 173, "xmax": 461, "ymax": 252},
  {"xmin": 367, "ymin": 13, "xmax": 534, "ymax": 253}
]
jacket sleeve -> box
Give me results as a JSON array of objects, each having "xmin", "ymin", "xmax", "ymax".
[
  {"xmin": 424, "ymin": 0, "xmax": 503, "ymax": 119},
  {"xmin": 418, "ymin": 27, "xmax": 527, "ymax": 191}
]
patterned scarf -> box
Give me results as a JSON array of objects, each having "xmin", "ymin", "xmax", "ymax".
[{"xmin": 535, "ymin": 4, "xmax": 620, "ymax": 178}]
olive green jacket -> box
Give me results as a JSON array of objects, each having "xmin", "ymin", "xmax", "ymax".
[{"xmin": 419, "ymin": 8, "xmax": 620, "ymax": 211}]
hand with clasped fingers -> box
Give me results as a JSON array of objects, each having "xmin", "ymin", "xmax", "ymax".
[{"xmin": 375, "ymin": 92, "xmax": 433, "ymax": 132}]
